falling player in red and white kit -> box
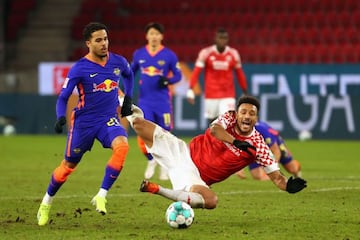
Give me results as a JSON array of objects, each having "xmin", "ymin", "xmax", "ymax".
[
  {"xmin": 125, "ymin": 95, "xmax": 307, "ymax": 209},
  {"xmin": 187, "ymin": 27, "xmax": 248, "ymax": 125}
]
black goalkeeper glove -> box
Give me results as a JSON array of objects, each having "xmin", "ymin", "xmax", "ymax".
[
  {"xmin": 233, "ymin": 139, "xmax": 256, "ymax": 156},
  {"xmin": 286, "ymin": 176, "xmax": 307, "ymax": 193},
  {"xmin": 121, "ymin": 95, "xmax": 133, "ymax": 117},
  {"xmin": 158, "ymin": 76, "xmax": 170, "ymax": 88},
  {"xmin": 54, "ymin": 116, "xmax": 66, "ymax": 134}
]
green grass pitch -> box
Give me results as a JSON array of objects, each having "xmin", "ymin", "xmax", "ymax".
[{"xmin": 0, "ymin": 135, "xmax": 359, "ymax": 239}]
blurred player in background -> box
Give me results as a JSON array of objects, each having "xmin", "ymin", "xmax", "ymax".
[
  {"xmin": 124, "ymin": 95, "xmax": 307, "ymax": 209},
  {"xmin": 37, "ymin": 22, "xmax": 134, "ymax": 226},
  {"xmin": 236, "ymin": 120, "xmax": 302, "ymax": 180},
  {"xmin": 187, "ymin": 27, "xmax": 248, "ymax": 126},
  {"xmin": 131, "ymin": 22, "xmax": 182, "ymax": 180}
]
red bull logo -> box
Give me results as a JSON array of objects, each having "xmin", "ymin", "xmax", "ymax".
[
  {"xmin": 141, "ymin": 66, "xmax": 163, "ymax": 77},
  {"xmin": 93, "ymin": 79, "xmax": 118, "ymax": 92}
]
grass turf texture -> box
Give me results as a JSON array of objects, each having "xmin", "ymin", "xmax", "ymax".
[{"xmin": 0, "ymin": 135, "xmax": 359, "ymax": 239}]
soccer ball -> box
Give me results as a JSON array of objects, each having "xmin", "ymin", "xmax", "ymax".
[
  {"xmin": 3, "ymin": 124, "xmax": 16, "ymax": 136},
  {"xmin": 298, "ymin": 130, "xmax": 312, "ymax": 141},
  {"xmin": 165, "ymin": 201, "xmax": 195, "ymax": 229}
]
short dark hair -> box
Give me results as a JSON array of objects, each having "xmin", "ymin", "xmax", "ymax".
[
  {"xmin": 83, "ymin": 22, "xmax": 108, "ymax": 41},
  {"xmin": 236, "ymin": 95, "xmax": 260, "ymax": 112},
  {"xmin": 144, "ymin": 22, "xmax": 164, "ymax": 34},
  {"xmin": 216, "ymin": 27, "xmax": 227, "ymax": 34}
]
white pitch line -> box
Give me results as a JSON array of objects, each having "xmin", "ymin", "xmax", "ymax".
[
  {"xmin": 0, "ymin": 186, "xmax": 359, "ymax": 201},
  {"xmin": 220, "ymin": 186, "xmax": 360, "ymax": 195}
]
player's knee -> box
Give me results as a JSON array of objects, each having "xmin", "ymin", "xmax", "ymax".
[
  {"xmin": 132, "ymin": 118, "xmax": 144, "ymax": 132},
  {"xmin": 293, "ymin": 160, "xmax": 301, "ymax": 170},
  {"xmin": 252, "ymin": 175, "xmax": 263, "ymax": 180},
  {"xmin": 284, "ymin": 160, "xmax": 301, "ymax": 174},
  {"xmin": 204, "ymin": 195, "xmax": 218, "ymax": 209},
  {"xmin": 113, "ymin": 141, "xmax": 129, "ymax": 154},
  {"xmin": 63, "ymin": 159, "xmax": 78, "ymax": 169},
  {"xmin": 133, "ymin": 118, "xmax": 154, "ymax": 138}
]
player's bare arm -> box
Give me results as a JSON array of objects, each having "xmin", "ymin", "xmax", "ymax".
[
  {"xmin": 209, "ymin": 123, "xmax": 235, "ymax": 143},
  {"xmin": 267, "ymin": 170, "xmax": 307, "ymax": 193},
  {"xmin": 210, "ymin": 122, "xmax": 256, "ymax": 154},
  {"xmin": 269, "ymin": 142, "xmax": 281, "ymax": 162},
  {"xmin": 267, "ymin": 171, "xmax": 287, "ymax": 191}
]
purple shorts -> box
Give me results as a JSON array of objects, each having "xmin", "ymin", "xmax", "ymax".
[{"xmin": 64, "ymin": 116, "xmax": 127, "ymax": 163}]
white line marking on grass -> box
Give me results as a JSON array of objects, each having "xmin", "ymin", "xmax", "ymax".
[
  {"xmin": 309, "ymin": 186, "xmax": 360, "ymax": 192},
  {"xmin": 0, "ymin": 187, "xmax": 359, "ymax": 201},
  {"xmin": 220, "ymin": 186, "xmax": 360, "ymax": 195}
]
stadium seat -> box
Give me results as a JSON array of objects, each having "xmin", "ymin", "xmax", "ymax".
[
  {"xmin": 71, "ymin": 14, "xmax": 94, "ymax": 40},
  {"xmin": 81, "ymin": 0, "xmax": 100, "ymax": 13},
  {"xmin": 6, "ymin": 14, "xmax": 28, "ymax": 40},
  {"xmin": 317, "ymin": 27, "xmax": 330, "ymax": 45},
  {"xmin": 66, "ymin": 0, "xmax": 360, "ymax": 64},
  {"xmin": 8, "ymin": 0, "xmax": 36, "ymax": 13},
  {"xmin": 5, "ymin": 0, "xmax": 37, "ymax": 40},
  {"xmin": 347, "ymin": 28, "xmax": 359, "ymax": 44},
  {"xmin": 69, "ymin": 47, "xmax": 87, "ymax": 61}
]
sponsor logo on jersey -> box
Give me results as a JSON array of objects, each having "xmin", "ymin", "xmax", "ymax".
[
  {"xmin": 212, "ymin": 60, "xmax": 230, "ymax": 70},
  {"xmin": 113, "ymin": 68, "xmax": 121, "ymax": 76},
  {"xmin": 141, "ymin": 66, "xmax": 163, "ymax": 76},
  {"xmin": 157, "ymin": 60, "xmax": 165, "ymax": 66},
  {"xmin": 93, "ymin": 79, "xmax": 118, "ymax": 92}
]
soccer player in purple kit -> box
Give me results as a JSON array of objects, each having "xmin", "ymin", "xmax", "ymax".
[
  {"xmin": 131, "ymin": 22, "xmax": 182, "ymax": 180},
  {"xmin": 37, "ymin": 22, "xmax": 134, "ymax": 226}
]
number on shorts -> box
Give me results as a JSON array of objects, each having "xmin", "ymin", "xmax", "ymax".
[{"xmin": 107, "ymin": 117, "xmax": 121, "ymax": 127}]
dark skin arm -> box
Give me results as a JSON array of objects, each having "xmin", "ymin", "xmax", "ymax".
[{"xmin": 209, "ymin": 123, "xmax": 235, "ymax": 143}]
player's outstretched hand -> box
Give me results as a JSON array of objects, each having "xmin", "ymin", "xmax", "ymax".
[
  {"xmin": 121, "ymin": 95, "xmax": 133, "ymax": 117},
  {"xmin": 233, "ymin": 139, "xmax": 256, "ymax": 156},
  {"xmin": 158, "ymin": 76, "xmax": 170, "ymax": 88},
  {"xmin": 286, "ymin": 176, "xmax": 307, "ymax": 193},
  {"xmin": 54, "ymin": 116, "xmax": 66, "ymax": 134}
]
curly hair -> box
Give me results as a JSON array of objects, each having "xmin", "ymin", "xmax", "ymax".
[{"xmin": 236, "ymin": 95, "xmax": 260, "ymax": 112}]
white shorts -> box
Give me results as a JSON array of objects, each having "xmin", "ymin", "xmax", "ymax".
[
  {"xmin": 205, "ymin": 98, "xmax": 236, "ymax": 119},
  {"xmin": 146, "ymin": 125, "xmax": 208, "ymax": 191}
]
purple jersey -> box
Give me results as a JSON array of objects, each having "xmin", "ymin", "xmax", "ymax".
[
  {"xmin": 249, "ymin": 121, "xmax": 293, "ymax": 169},
  {"xmin": 131, "ymin": 45, "xmax": 181, "ymax": 130},
  {"xmin": 255, "ymin": 121, "xmax": 282, "ymax": 147},
  {"xmin": 55, "ymin": 52, "xmax": 134, "ymax": 162},
  {"xmin": 56, "ymin": 52, "xmax": 134, "ymax": 128}
]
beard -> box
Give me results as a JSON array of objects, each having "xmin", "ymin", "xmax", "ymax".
[{"xmin": 94, "ymin": 51, "xmax": 108, "ymax": 59}]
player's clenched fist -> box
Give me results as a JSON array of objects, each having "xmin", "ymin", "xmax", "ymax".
[
  {"xmin": 54, "ymin": 116, "xmax": 66, "ymax": 134},
  {"xmin": 158, "ymin": 76, "xmax": 170, "ymax": 88}
]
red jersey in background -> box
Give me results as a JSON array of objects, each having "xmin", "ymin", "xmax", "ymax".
[{"xmin": 189, "ymin": 45, "xmax": 247, "ymax": 98}]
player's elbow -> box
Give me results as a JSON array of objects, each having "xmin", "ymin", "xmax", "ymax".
[
  {"xmin": 209, "ymin": 124, "xmax": 217, "ymax": 136},
  {"xmin": 209, "ymin": 124, "xmax": 223, "ymax": 138}
]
